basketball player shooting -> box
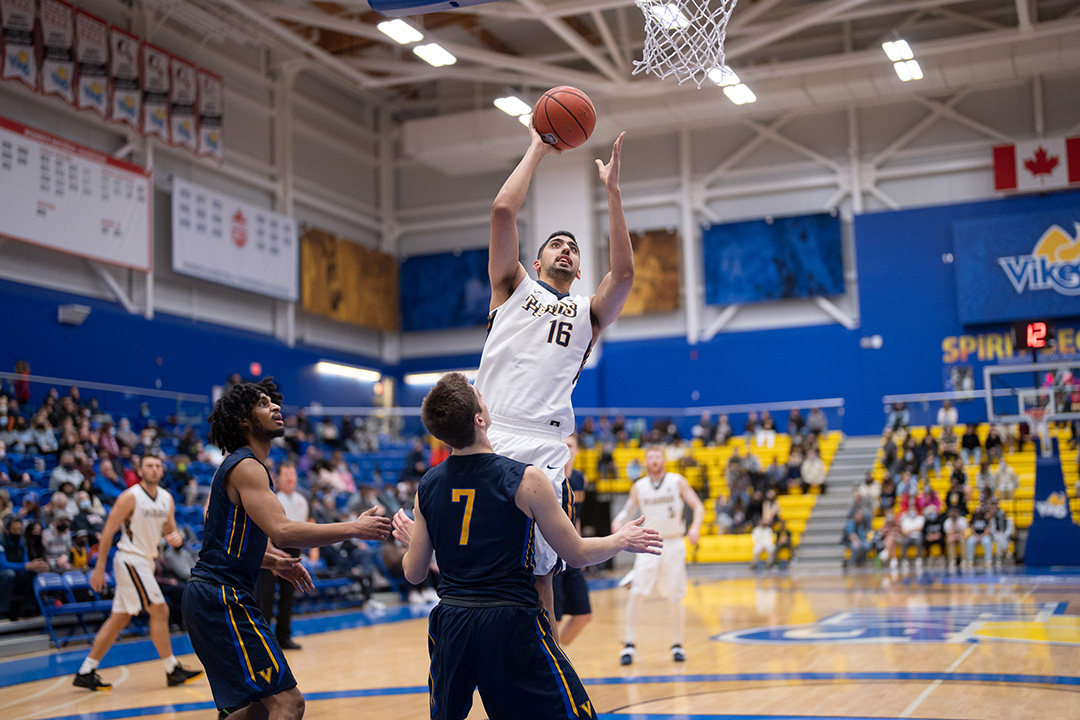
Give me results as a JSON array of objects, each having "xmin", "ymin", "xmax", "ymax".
[{"xmin": 473, "ymin": 127, "xmax": 631, "ymax": 638}]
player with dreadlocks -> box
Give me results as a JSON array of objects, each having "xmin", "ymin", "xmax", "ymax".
[{"xmin": 182, "ymin": 378, "xmax": 391, "ymax": 720}]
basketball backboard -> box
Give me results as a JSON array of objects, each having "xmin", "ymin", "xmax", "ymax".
[{"xmin": 370, "ymin": 0, "xmax": 499, "ymax": 17}]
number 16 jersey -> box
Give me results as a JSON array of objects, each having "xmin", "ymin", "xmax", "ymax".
[{"xmin": 475, "ymin": 276, "xmax": 593, "ymax": 436}]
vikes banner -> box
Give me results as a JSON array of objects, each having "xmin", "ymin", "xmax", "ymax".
[
  {"xmin": 621, "ymin": 228, "xmax": 681, "ymax": 315},
  {"xmin": 169, "ymin": 56, "xmax": 197, "ymax": 152},
  {"xmin": 301, "ymin": 227, "xmax": 400, "ymax": 332},
  {"xmin": 74, "ymin": 9, "xmax": 108, "ymax": 118},
  {"xmin": 171, "ymin": 177, "xmax": 298, "ymax": 301},
  {"xmin": 108, "ymin": 26, "xmax": 139, "ymax": 129},
  {"xmin": 140, "ymin": 42, "xmax": 169, "ymax": 142},
  {"xmin": 1, "ymin": 0, "xmax": 37, "ymax": 89},
  {"xmin": 39, "ymin": 0, "xmax": 74, "ymax": 104},
  {"xmin": 196, "ymin": 68, "xmax": 223, "ymax": 162}
]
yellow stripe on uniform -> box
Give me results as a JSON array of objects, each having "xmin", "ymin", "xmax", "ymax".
[
  {"xmin": 227, "ymin": 505, "xmax": 240, "ymax": 555},
  {"xmin": 235, "ymin": 588, "xmax": 280, "ymax": 673},
  {"xmin": 236, "ymin": 509, "xmax": 248, "ymax": 554},
  {"xmin": 126, "ymin": 564, "xmax": 150, "ymax": 609},
  {"xmin": 222, "ymin": 586, "xmax": 257, "ymax": 684},
  {"xmin": 540, "ymin": 637, "xmax": 579, "ymax": 717}
]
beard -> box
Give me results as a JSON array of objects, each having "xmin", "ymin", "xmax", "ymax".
[
  {"xmin": 543, "ymin": 258, "xmax": 575, "ymax": 283},
  {"xmin": 252, "ymin": 423, "xmax": 286, "ymax": 443}
]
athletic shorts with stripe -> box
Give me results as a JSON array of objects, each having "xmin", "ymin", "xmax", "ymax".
[
  {"xmin": 427, "ymin": 602, "xmax": 597, "ymax": 720},
  {"xmin": 181, "ymin": 579, "xmax": 296, "ymax": 710},
  {"xmin": 111, "ymin": 551, "xmax": 164, "ymax": 614},
  {"xmin": 487, "ymin": 424, "xmax": 572, "ymax": 577}
]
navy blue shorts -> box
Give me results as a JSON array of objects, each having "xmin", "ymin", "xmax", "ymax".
[
  {"xmin": 552, "ymin": 566, "xmax": 591, "ymax": 620},
  {"xmin": 427, "ymin": 601, "xmax": 597, "ymax": 720},
  {"xmin": 182, "ymin": 580, "xmax": 296, "ymax": 710}
]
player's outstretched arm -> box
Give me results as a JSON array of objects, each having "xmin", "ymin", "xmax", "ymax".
[
  {"xmin": 611, "ymin": 483, "xmax": 641, "ymax": 533},
  {"xmin": 517, "ymin": 466, "xmax": 661, "ymax": 569},
  {"xmin": 400, "ymin": 505, "xmax": 434, "ymax": 585},
  {"xmin": 231, "ymin": 459, "xmax": 390, "ymax": 548},
  {"xmin": 89, "ymin": 490, "xmax": 135, "ymax": 592},
  {"xmin": 590, "ymin": 132, "xmax": 633, "ymax": 336},
  {"xmin": 489, "ymin": 130, "xmax": 561, "ymax": 308}
]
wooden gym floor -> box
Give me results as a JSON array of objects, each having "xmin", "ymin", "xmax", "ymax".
[{"xmin": 1, "ymin": 566, "xmax": 1078, "ymax": 720}]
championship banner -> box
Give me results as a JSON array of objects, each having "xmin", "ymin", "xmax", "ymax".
[
  {"xmin": 74, "ymin": 9, "xmax": 108, "ymax": 118},
  {"xmin": 620, "ymin": 228, "xmax": 681, "ymax": 316},
  {"xmin": 0, "ymin": 114, "xmax": 151, "ymax": 270},
  {"xmin": 140, "ymin": 42, "xmax": 169, "ymax": 142},
  {"xmin": 171, "ymin": 177, "xmax": 297, "ymax": 301},
  {"xmin": 108, "ymin": 26, "xmax": 139, "ymax": 129},
  {"xmin": 1, "ymin": 0, "xmax": 37, "ymax": 89},
  {"xmin": 169, "ymin": 56, "xmax": 196, "ymax": 152},
  {"xmin": 994, "ymin": 137, "xmax": 1080, "ymax": 193},
  {"xmin": 301, "ymin": 227, "xmax": 400, "ymax": 331},
  {"xmin": 39, "ymin": 0, "xmax": 75, "ymax": 105},
  {"xmin": 196, "ymin": 68, "xmax": 223, "ymax": 161}
]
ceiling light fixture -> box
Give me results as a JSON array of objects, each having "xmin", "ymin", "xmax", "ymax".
[
  {"xmin": 377, "ymin": 19, "xmax": 424, "ymax": 45},
  {"xmin": 413, "ymin": 43, "xmax": 457, "ymax": 67},
  {"xmin": 493, "ymin": 95, "xmax": 532, "ymax": 117}
]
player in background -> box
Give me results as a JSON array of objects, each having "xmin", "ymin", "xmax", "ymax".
[
  {"xmin": 73, "ymin": 455, "xmax": 203, "ymax": 691},
  {"xmin": 612, "ymin": 445, "xmax": 705, "ymax": 665},
  {"xmin": 391, "ymin": 373, "xmax": 661, "ymax": 719},
  {"xmin": 552, "ymin": 433, "xmax": 592, "ymax": 645},
  {"xmin": 182, "ymin": 379, "xmax": 390, "ymax": 720},
  {"xmin": 476, "ymin": 127, "xmax": 632, "ymax": 636}
]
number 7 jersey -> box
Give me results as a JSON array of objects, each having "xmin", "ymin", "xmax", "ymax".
[{"xmin": 475, "ymin": 276, "xmax": 593, "ymax": 435}]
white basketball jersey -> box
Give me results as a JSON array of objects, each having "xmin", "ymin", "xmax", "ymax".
[
  {"xmin": 634, "ymin": 473, "xmax": 685, "ymax": 538},
  {"xmin": 116, "ymin": 484, "xmax": 173, "ymax": 561},
  {"xmin": 475, "ymin": 276, "xmax": 592, "ymax": 436}
]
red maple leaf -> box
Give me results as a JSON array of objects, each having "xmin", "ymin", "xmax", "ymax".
[{"xmin": 1023, "ymin": 146, "xmax": 1059, "ymax": 176}]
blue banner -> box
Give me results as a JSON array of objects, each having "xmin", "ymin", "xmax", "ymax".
[
  {"xmin": 702, "ymin": 213, "xmax": 843, "ymax": 305},
  {"xmin": 953, "ymin": 207, "xmax": 1080, "ymax": 324},
  {"xmin": 399, "ymin": 248, "xmax": 490, "ymax": 332}
]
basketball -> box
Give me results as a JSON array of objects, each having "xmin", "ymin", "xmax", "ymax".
[{"xmin": 532, "ymin": 86, "xmax": 596, "ymax": 150}]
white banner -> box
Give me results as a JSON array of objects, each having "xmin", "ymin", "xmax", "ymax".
[
  {"xmin": 74, "ymin": 9, "xmax": 108, "ymax": 118},
  {"xmin": 0, "ymin": 114, "xmax": 151, "ymax": 270},
  {"xmin": 196, "ymin": 68, "xmax": 223, "ymax": 161},
  {"xmin": 109, "ymin": 26, "xmax": 139, "ymax": 130},
  {"xmin": 169, "ymin": 56, "xmax": 197, "ymax": 152},
  {"xmin": 140, "ymin": 42, "xmax": 169, "ymax": 141},
  {"xmin": 1, "ymin": 0, "xmax": 37, "ymax": 89},
  {"xmin": 171, "ymin": 177, "xmax": 297, "ymax": 301},
  {"xmin": 39, "ymin": 0, "xmax": 75, "ymax": 104}
]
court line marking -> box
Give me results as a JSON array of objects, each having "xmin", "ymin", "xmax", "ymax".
[
  {"xmin": 0, "ymin": 676, "xmax": 67, "ymax": 712},
  {"xmin": 898, "ymin": 643, "xmax": 977, "ymax": 718},
  {"xmin": 11, "ymin": 665, "xmax": 131, "ymax": 720}
]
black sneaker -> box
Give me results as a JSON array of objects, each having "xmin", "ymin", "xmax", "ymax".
[
  {"xmin": 671, "ymin": 644, "xmax": 687, "ymax": 662},
  {"xmin": 166, "ymin": 663, "xmax": 204, "ymax": 686},
  {"xmin": 73, "ymin": 670, "xmax": 112, "ymax": 691},
  {"xmin": 619, "ymin": 643, "xmax": 635, "ymax": 666}
]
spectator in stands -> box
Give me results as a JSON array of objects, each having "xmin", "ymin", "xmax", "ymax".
[
  {"xmin": 745, "ymin": 490, "xmax": 764, "ymax": 527},
  {"xmin": 988, "ymin": 499, "xmax": 1014, "ymax": 567},
  {"xmin": 771, "ymin": 520, "xmax": 794, "ymax": 569},
  {"xmin": 761, "ymin": 489, "xmax": 781, "ymax": 526},
  {"xmin": 800, "ymin": 447, "xmax": 826, "ymax": 494},
  {"xmin": 993, "ymin": 458, "xmax": 1019, "ymax": 500},
  {"xmin": 72, "ymin": 492, "xmax": 107, "ymax": 545},
  {"xmin": 764, "ymin": 458, "xmax": 786, "ymax": 494},
  {"xmin": 94, "ymin": 457, "xmax": 126, "ymax": 503},
  {"xmin": 937, "ymin": 399, "xmax": 958, "ymax": 428},
  {"xmin": 0, "ymin": 416, "xmax": 26, "ymax": 454},
  {"xmin": 28, "ymin": 414, "xmax": 58, "ymax": 456},
  {"xmin": 896, "ymin": 469, "xmax": 917, "ymax": 498},
  {"xmin": 401, "ymin": 437, "xmax": 429, "ymax": 485},
  {"xmin": 785, "ymin": 448, "xmax": 804, "ymax": 494},
  {"xmin": 714, "ymin": 414, "xmax": 733, "ymax": 445},
  {"xmin": 44, "ymin": 490, "xmax": 78, "ymax": 525},
  {"xmin": 114, "ymin": 417, "xmax": 139, "ymax": 450},
  {"xmin": 843, "ymin": 509, "xmax": 871, "ymax": 568},
  {"xmin": 886, "ymin": 402, "xmax": 910, "ymax": 432},
  {"xmin": 874, "ymin": 509, "xmax": 901, "ymax": 568},
  {"xmin": 943, "ymin": 506, "xmax": 969, "ymax": 572},
  {"xmin": 625, "ymin": 456, "xmax": 644, "ymax": 482},
  {"xmin": 0, "ymin": 516, "xmax": 49, "ymax": 620},
  {"xmin": 0, "ymin": 490, "xmax": 11, "ymax": 525},
  {"xmin": 919, "ymin": 434, "xmax": 941, "ymax": 476},
  {"xmin": 720, "ymin": 494, "xmax": 748, "ymax": 534},
  {"xmin": 940, "ymin": 424, "xmax": 960, "ymax": 466},
  {"xmin": 787, "ymin": 408, "xmax": 805, "ymax": 439},
  {"xmin": 975, "ymin": 459, "xmax": 994, "ymax": 498},
  {"xmin": 756, "ymin": 410, "xmax": 777, "ymax": 448},
  {"xmin": 750, "ymin": 517, "xmax": 775, "ymax": 571},
  {"xmin": 853, "ymin": 473, "xmax": 879, "ymax": 518},
  {"xmin": 879, "ymin": 473, "xmax": 897, "ymax": 514},
  {"xmin": 921, "ymin": 507, "xmax": 945, "ymax": 568},
  {"xmin": 918, "ymin": 483, "xmax": 941, "ymax": 516},
  {"xmin": 41, "ymin": 515, "xmax": 73, "ymax": 571},
  {"xmin": 69, "ymin": 529, "xmax": 91, "ymax": 571},
  {"xmin": 691, "ymin": 413, "xmax": 715, "ymax": 445},
  {"xmin": 316, "ymin": 416, "xmax": 340, "ymax": 450},
  {"xmin": 897, "ymin": 505, "xmax": 924, "ymax": 571},
  {"xmin": 807, "ymin": 407, "xmax": 828, "ymax": 436},
  {"xmin": 381, "ymin": 535, "xmax": 440, "ymax": 605},
  {"xmin": 960, "ymin": 424, "xmax": 982, "ymax": 466},
  {"xmin": 880, "ymin": 428, "xmax": 898, "ymax": 471},
  {"xmin": 966, "ymin": 504, "xmax": 993, "ymax": 570},
  {"xmin": 578, "ymin": 417, "xmax": 597, "ymax": 449},
  {"xmin": 944, "ymin": 475, "xmax": 969, "ymax": 517},
  {"xmin": 348, "ymin": 482, "xmax": 386, "ymax": 518},
  {"xmin": 984, "ymin": 426, "xmax": 1004, "ymax": 462},
  {"xmin": 256, "ymin": 461, "xmax": 308, "ymax": 651},
  {"xmin": 896, "ymin": 435, "xmax": 921, "ymax": 476},
  {"xmin": 743, "ymin": 412, "xmax": 758, "ymax": 443}
]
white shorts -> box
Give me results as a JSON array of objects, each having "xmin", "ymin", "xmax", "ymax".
[
  {"xmin": 112, "ymin": 551, "xmax": 165, "ymax": 614},
  {"xmin": 630, "ymin": 538, "xmax": 687, "ymax": 600},
  {"xmin": 488, "ymin": 421, "xmax": 571, "ymax": 577}
]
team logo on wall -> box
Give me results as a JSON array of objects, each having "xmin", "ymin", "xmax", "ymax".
[
  {"xmin": 998, "ymin": 223, "xmax": 1080, "ymax": 297},
  {"xmin": 1035, "ymin": 491, "xmax": 1069, "ymax": 520},
  {"xmin": 714, "ymin": 603, "xmax": 1072, "ymax": 644}
]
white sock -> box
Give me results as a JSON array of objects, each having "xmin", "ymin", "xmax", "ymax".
[
  {"xmin": 78, "ymin": 657, "xmax": 99, "ymax": 675},
  {"xmin": 164, "ymin": 655, "xmax": 179, "ymax": 673}
]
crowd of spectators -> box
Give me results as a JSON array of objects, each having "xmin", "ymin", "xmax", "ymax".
[{"xmin": 0, "ymin": 374, "xmax": 438, "ymax": 627}]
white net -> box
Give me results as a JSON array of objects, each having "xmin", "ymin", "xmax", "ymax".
[{"xmin": 633, "ymin": 0, "xmax": 740, "ymax": 88}]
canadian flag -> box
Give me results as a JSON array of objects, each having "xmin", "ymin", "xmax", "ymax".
[{"xmin": 993, "ymin": 136, "xmax": 1080, "ymax": 192}]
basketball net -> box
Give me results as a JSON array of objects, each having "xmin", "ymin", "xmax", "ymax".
[
  {"xmin": 1024, "ymin": 407, "xmax": 1053, "ymax": 458},
  {"xmin": 634, "ymin": 0, "xmax": 740, "ymax": 88}
]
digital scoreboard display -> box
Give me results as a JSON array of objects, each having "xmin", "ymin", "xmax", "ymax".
[{"xmin": 1012, "ymin": 320, "xmax": 1053, "ymax": 351}]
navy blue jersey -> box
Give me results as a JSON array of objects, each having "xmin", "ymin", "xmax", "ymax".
[
  {"xmin": 190, "ymin": 448, "xmax": 272, "ymax": 594},
  {"xmin": 418, "ymin": 453, "xmax": 537, "ymax": 606},
  {"xmin": 568, "ymin": 469, "xmax": 585, "ymax": 523}
]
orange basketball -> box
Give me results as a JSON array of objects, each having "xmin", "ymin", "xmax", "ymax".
[{"xmin": 532, "ymin": 86, "xmax": 596, "ymax": 151}]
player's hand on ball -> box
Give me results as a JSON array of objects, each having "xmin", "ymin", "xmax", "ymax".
[
  {"xmin": 618, "ymin": 516, "xmax": 663, "ymax": 555},
  {"xmin": 353, "ymin": 506, "xmax": 391, "ymax": 541},
  {"xmin": 273, "ymin": 555, "xmax": 315, "ymax": 594},
  {"xmin": 392, "ymin": 509, "xmax": 414, "ymax": 549}
]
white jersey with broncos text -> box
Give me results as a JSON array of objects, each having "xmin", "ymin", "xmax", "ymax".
[
  {"xmin": 475, "ymin": 276, "xmax": 592, "ymax": 436},
  {"xmin": 116, "ymin": 484, "xmax": 173, "ymax": 562},
  {"xmin": 634, "ymin": 472, "xmax": 686, "ymax": 539}
]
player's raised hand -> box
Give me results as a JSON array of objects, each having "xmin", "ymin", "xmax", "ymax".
[
  {"xmin": 272, "ymin": 555, "xmax": 315, "ymax": 594},
  {"xmin": 616, "ymin": 516, "xmax": 663, "ymax": 555},
  {"xmin": 596, "ymin": 131, "xmax": 624, "ymax": 191},
  {"xmin": 530, "ymin": 125, "xmax": 563, "ymax": 157},
  {"xmin": 352, "ymin": 506, "xmax": 391, "ymax": 541},
  {"xmin": 392, "ymin": 508, "xmax": 414, "ymax": 549}
]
